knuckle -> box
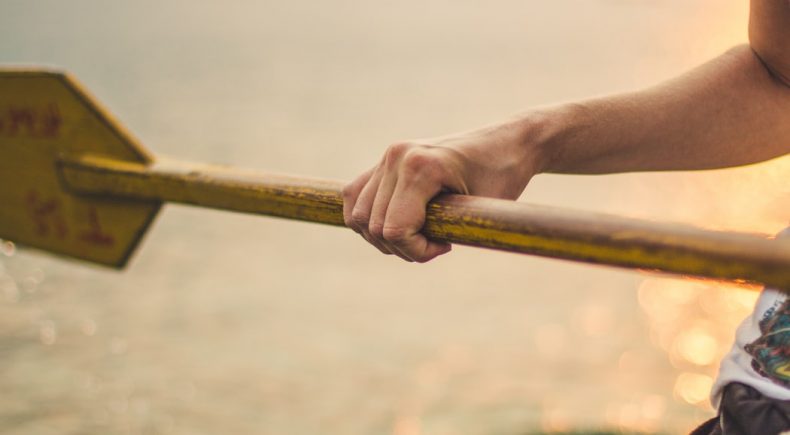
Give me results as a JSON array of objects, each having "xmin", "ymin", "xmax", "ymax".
[
  {"xmin": 402, "ymin": 150, "xmax": 441, "ymax": 176},
  {"xmin": 368, "ymin": 221, "xmax": 384, "ymax": 238},
  {"xmin": 382, "ymin": 225, "xmax": 408, "ymax": 243},
  {"xmin": 351, "ymin": 210, "xmax": 370, "ymax": 227},
  {"xmin": 385, "ymin": 142, "xmax": 414, "ymax": 160},
  {"xmin": 345, "ymin": 214, "xmax": 359, "ymax": 230},
  {"xmin": 341, "ymin": 183, "xmax": 355, "ymax": 200}
]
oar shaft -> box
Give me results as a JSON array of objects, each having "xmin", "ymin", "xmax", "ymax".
[{"xmin": 59, "ymin": 154, "xmax": 790, "ymax": 289}]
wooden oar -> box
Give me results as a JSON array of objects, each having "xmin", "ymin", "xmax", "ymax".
[{"xmin": 1, "ymin": 68, "xmax": 788, "ymax": 289}]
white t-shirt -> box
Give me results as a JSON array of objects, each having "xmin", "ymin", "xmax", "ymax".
[{"xmin": 711, "ymin": 227, "xmax": 790, "ymax": 408}]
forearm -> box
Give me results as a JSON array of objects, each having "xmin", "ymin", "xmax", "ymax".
[
  {"xmin": 344, "ymin": 2, "xmax": 790, "ymax": 263},
  {"xmin": 523, "ymin": 45, "xmax": 790, "ymax": 175}
]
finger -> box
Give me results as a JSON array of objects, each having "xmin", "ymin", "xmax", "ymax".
[
  {"xmin": 368, "ymin": 170, "xmax": 397, "ymax": 238},
  {"xmin": 366, "ymin": 171, "xmax": 418, "ymax": 262},
  {"xmin": 343, "ymin": 167, "xmax": 393, "ymax": 255},
  {"xmin": 382, "ymin": 160, "xmax": 454, "ymax": 262},
  {"xmin": 342, "ymin": 167, "xmax": 375, "ymax": 231},
  {"xmin": 352, "ymin": 170, "xmax": 396, "ymax": 255},
  {"xmin": 383, "ymin": 224, "xmax": 452, "ymax": 263},
  {"xmin": 360, "ymin": 228, "xmax": 395, "ymax": 256}
]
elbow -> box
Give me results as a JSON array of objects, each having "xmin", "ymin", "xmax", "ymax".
[{"xmin": 749, "ymin": 37, "xmax": 790, "ymax": 89}]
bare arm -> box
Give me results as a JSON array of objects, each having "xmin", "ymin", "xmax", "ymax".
[
  {"xmin": 750, "ymin": 0, "xmax": 790, "ymax": 86},
  {"xmin": 541, "ymin": 0, "xmax": 790, "ymax": 173},
  {"xmin": 538, "ymin": 44, "xmax": 790, "ymax": 174},
  {"xmin": 343, "ymin": 1, "xmax": 790, "ymax": 262}
]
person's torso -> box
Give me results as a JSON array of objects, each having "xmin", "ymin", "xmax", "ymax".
[{"xmin": 712, "ymin": 227, "xmax": 790, "ymax": 407}]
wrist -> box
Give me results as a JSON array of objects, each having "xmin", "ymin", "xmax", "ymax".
[
  {"xmin": 445, "ymin": 108, "xmax": 572, "ymax": 199},
  {"xmin": 460, "ymin": 114, "xmax": 553, "ymax": 198},
  {"xmin": 505, "ymin": 109, "xmax": 560, "ymax": 177},
  {"xmin": 509, "ymin": 104, "xmax": 585, "ymax": 176}
]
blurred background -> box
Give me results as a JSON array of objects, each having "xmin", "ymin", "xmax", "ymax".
[{"xmin": 1, "ymin": 0, "xmax": 788, "ymax": 433}]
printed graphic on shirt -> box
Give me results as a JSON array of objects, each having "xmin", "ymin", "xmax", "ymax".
[{"xmin": 745, "ymin": 298, "xmax": 790, "ymax": 387}]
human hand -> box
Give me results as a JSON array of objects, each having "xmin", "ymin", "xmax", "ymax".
[{"xmin": 343, "ymin": 120, "xmax": 544, "ymax": 262}]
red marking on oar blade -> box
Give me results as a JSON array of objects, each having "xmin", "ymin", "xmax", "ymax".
[
  {"xmin": 1, "ymin": 104, "xmax": 62, "ymax": 138},
  {"xmin": 26, "ymin": 190, "xmax": 68, "ymax": 239},
  {"xmin": 79, "ymin": 207, "xmax": 114, "ymax": 247}
]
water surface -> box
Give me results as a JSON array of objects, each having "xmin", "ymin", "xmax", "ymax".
[{"xmin": 1, "ymin": 1, "xmax": 788, "ymax": 433}]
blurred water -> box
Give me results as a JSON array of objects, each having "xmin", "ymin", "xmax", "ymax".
[{"xmin": 1, "ymin": 0, "xmax": 788, "ymax": 433}]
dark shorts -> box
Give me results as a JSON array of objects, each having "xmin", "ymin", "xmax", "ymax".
[{"xmin": 690, "ymin": 382, "xmax": 790, "ymax": 435}]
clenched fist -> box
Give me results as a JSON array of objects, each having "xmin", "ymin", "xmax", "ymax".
[{"xmin": 343, "ymin": 119, "xmax": 545, "ymax": 262}]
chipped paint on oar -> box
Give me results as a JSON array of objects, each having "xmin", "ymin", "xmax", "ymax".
[{"xmin": 1, "ymin": 68, "xmax": 789, "ymax": 289}]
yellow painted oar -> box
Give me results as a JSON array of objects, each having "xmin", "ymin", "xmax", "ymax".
[{"xmin": 1, "ymin": 68, "xmax": 788, "ymax": 289}]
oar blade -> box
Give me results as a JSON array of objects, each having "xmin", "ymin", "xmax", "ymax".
[{"xmin": 0, "ymin": 69, "xmax": 160, "ymax": 267}]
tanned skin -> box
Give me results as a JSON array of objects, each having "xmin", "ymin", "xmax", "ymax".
[{"xmin": 343, "ymin": 0, "xmax": 790, "ymax": 263}]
